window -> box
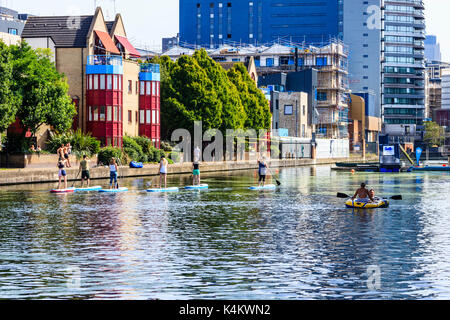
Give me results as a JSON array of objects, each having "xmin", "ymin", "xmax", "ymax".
[
  {"xmin": 128, "ymin": 110, "xmax": 132, "ymax": 123},
  {"xmin": 317, "ymin": 92, "xmax": 327, "ymax": 101},
  {"xmin": 8, "ymin": 28, "xmax": 18, "ymax": 35},
  {"xmin": 284, "ymin": 105, "xmax": 293, "ymax": 115},
  {"xmin": 140, "ymin": 110, "xmax": 145, "ymax": 124},
  {"xmin": 100, "ymin": 75, "xmax": 105, "ymax": 90},
  {"xmin": 93, "ymin": 106, "xmax": 99, "ymax": 121},
  {"xmin": 128, "ymin": 80, "xmax": 132, "ymax": 93},
  {"xmin": 140, "ymin": 82, "xmax": 145, "ymax": 95},
  {"xmin": 88, "ymin": 75, "xmax": 93, "ymax": 90},
  {"xmin": 107, "ymin": 106, "xmax": 112, "ymax": 121},
  {"xmin": 146, "ymin": 81, "xmax": 151, "ymax": 95},
  {"xmin": 113, "ymin": 75, "xmax": 118, "ymax": 90},
  {"xmin": 152, "ymin": 82, "xmax": 156, "ymax": 95},
  {"xmin": 88, "ymin": 106, "xmax": 92, "ymax": 121},
  {"xmin": 266, "ymin": 58, "xmax": 274, "ymax": 67},
  {"xmin": 146, "ymin": 110, "xmax": 151, "ymax": 124},
  {"xmin": 156, "ymin": 82, "xmax": 160, "ymax": 96},
  {"xmin": 114, "ymin": 106, "xmax": 118, "ymax": 122},
  {"xmin": 303, "ymin": 105, "xmax": 306, "ymax": 116},
  {"xmin": 152, "ymin": 109, "xmax": 156, "ymax": 124},
  {"xmin": 93, "ymin": 75, "xmax": 98, "ymax": 90},
  {"xmin": 107, "ymin": 75, "xmax": 113, "ymax": 90},
  {"xmin": 136, "ymin": 82, "xmax": 139, "ymax": 95},
  {"xmin": 119, "ymin": 76, "xmax": 122, "ymax": 91},
  {"xmin": 100, "ymin": 106, "xmax": 106, "ymax": 121}
]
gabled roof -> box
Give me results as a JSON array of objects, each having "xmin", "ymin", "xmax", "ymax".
[
  {"xmin": 115, "ymin": 35, "xmax": 140, "ymax": 57},
  {"xmin": 22, "ymin": 15, "xmax": 94, "ymax": 47},
  {"xmin": 262, "ymin": 44, "xmax": 293, "ymax": 55},
  {"xmin": 162, "ymin": 45, "xmax": 195, "ymax": 56}
]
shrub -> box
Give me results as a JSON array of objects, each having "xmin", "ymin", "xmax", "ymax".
[
  {"xmin": 47, "ymin": 129, "xmax": 100, "ymax": 158},
  {"xmin": 169, "ymin": 151, "xmax": 181, "ymax": 163},
  {"xmin": 123, "ymin": 136, "xmax": 144, "ymax": 162},
  {"xmin": 160, "ymin": 141, "xmax": 173, "ymax": 152},
  {"xmin": 97, "ymin": 147, "xmax": 125, "ymax": 166},
  {"xmin": 132, "ymin": 136, "xmax": 153, "ymax": 155}
]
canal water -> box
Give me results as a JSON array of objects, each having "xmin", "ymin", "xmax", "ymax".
[{"xmin": 0, "ymin": 165, "xmax": 449, "ymax": 299}]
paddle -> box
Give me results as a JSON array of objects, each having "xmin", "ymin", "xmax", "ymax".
[
  {"xmin": 71, "ymin": 170, "xmax": 81, "ymax": 188},
  {"xmin": 337, "ymin": 193, "xmax": 402, "ymax": 200},
  {"xmin": 268, "ymin": 168, "xmax": 281, "ymax": 186}
]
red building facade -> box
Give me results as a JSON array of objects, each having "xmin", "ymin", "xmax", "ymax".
[{"xmin": 139, "ymin": 64, "xmax": 161, "ymax": 148}]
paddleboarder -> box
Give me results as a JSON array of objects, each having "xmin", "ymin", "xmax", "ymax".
[
  {"xmin": 79, "ymin": 155, "xmax": 91, "ymax": 188},
  {"xmin": 257, "ymin": 156, "xmax": 269, "ymax": 187},
  {"xmin": 109, "ymin": 158, "xmax": 119, "ymax": 189},
  {"xmin": 57, "ymin": 158, "xmax": 68, "ymax": 190},
  {"xmin": 158, "ymin": 155, "xmax": 168, "ymax": 189},
  {"xmin": 193, "ymin": 161, "xmax": 201, "ymax": 186}
]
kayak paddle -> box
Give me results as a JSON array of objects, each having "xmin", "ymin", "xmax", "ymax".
[{"xmin": 337, "ymin": 193, "xmax": 402, "ymax": 200}]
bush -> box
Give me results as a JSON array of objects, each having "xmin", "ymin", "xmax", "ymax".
[
  {"xmin": 160, "ymin": 141, "xmax": 173, "ymax": 152},
  {"xmin": 97, "ymin": 147, "xmax": 125, "ymax": 166},
  {"xmin": 169, "ymin": 151, "xmax": 181, "ymax": 163},
  {"xmin": 123, "ymin": 136, "xmax": 144, "ymax": 162},
  {"xmin": 47, "ymin": 129, "xmax": 100, "ymax": 158}
]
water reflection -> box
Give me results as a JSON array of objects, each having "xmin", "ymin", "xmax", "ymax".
[{"xmin": 0, "ymin": 166, "xmax": 450, "ymax": 299}]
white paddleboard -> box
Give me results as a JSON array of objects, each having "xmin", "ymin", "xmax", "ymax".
[
  {"xmin": 75, "ymin": 186, "xmax": 102, "ymax": 192},
  {"xmin": 99, "ymin": 187, "xmax": 128, "ymax": 193},
  {"xmin": 147, "ymin": 187, "xmax": 179, "ymax": 193},
  {"xmin": 249, "ymin": 184, "xmax": 276, "ymax": 190},
  {"xmin": 185, "ymin": 184, "xmax": 209, "ymax": 190}
]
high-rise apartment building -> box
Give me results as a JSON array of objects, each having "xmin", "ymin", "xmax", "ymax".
[
  {"xmin": 179, "ymin": 0, "xmax": 343, "ymax": 48},
  {"xmin": 425, "ymin": 35, "xmax": 441, "ymax": 62},
  {"xmin": 382, "ymin": 0, "xmax": 426, "ymax": 142}
]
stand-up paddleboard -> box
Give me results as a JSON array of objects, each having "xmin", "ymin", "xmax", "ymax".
[
  {"xmin": 185, "ymin": 184, "xmax": 209, "ymax": 190},
  {"xmin": 50, "ymin": 187, "xmax": 75, "ymax": 194},
  {"xmin": 99, "ymin": 187, "xmax": 128, "ymax": 193},
  {"xmin": 75, "ymin": 186, "xmax": 102, "ymax": 192},
  {"xmin": 147, "ymin": 187, "xmax": 179, "ymax": 193},
  {"xmin": 249, "ymin": 184, "xmax": 277, "ymax": 191}
]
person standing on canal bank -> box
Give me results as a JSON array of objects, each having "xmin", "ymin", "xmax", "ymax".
[
  {"xmin": 79, "ymin": 155, "xmax": 90, "ymax": 188},
  {"xmin": 64, "ymin": 143, "xmax": 72, "ymax": 168},
  {"xmin": 193, "ymin": 161, "xmax": 201, "ymax": 185},
  {"xmin": 257, "ymin": 156, "xmax": 269, "ymax": 187},
  {"xmin": 352, "ymin": 183, "xmax": 374, "ymax": 202},
  {"xmin": 109, "ymin": 158, "xmax": 119, "ymax": 189},
  {"xmin": 57, "ymin": 158, "xmax": 68, "ymax": 190},
  {"xmin": 158, "ymin": 155, "xmax": 168, "ymax": 189}
]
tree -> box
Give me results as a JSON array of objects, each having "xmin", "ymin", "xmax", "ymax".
[
  {"xmin": 10, "ymin": 42, "xmax": 76, "ymax": 137},
  {"xmin": 0, "ymin": 41, "xmax": 18, "ymax": 133},
  {"xmin": 227, "ymin": 63, "xmax": 271, "ymax": 131},
  {"xmin": 423, "ymin": 121, "xmax": 445, "ymax": 147}
]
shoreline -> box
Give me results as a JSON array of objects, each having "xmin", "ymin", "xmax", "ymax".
[{"xmin": 0, "ymin": 157, "xmax": 376, "ymax": 186}]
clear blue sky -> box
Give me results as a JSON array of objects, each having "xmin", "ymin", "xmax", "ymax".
[{"xmin": 3, "ymin": 0, "xmax": 450, "ymax": 60}]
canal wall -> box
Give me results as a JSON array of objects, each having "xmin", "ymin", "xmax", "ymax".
[{"xmin": 0, "ymin": 157, "xmax": 375, "ymax": 186}]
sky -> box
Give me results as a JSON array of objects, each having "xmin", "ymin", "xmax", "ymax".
[{"xmin": 2, "ymin": 0, "xmax": 450, "ymax": 60}]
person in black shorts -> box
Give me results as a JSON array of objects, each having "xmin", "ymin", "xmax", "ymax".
[{"xmin": 258, "ymin": 156, "xmax": 268, "ymax": 187}]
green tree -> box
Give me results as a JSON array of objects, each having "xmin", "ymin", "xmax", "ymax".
[
  {"xmin": 424, "ymin": 121, "xmax": 445, "ymax": 147},
  {"xmin": 0, "ymin": 41, "xmax": 18, "ymax": 132},
  {"xmin": 227, "ymin": 63, "xmax": 271, "ymax": 131},
  {"xmin": 10, "ymin": 42, "xmax": 76, "ymax": 137}
]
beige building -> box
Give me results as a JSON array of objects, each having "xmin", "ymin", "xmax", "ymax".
[{"xmin": 20, "ymin": 7, "xmax": 161, "ymax": 148}]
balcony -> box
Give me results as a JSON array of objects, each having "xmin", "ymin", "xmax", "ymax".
[
  {"xmin": 86, "ymin": 55, "xmax": 123, "ymax": 75},
  {"xmin": 140, "ymin": 63, "xmax": 160, "ymax": 74},
  {"xmin": 139, "ymin": 63, "xmax": 161, "ymax": 82}
]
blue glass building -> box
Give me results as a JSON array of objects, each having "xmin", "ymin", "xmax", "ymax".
[{"xmin": 179, "ymin": 0, "xmax": 343, "ymax": 48}]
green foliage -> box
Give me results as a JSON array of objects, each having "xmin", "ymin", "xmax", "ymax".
[
  {"xmin": 424, "ymin": 121, "xmax": 445, "ymax": 147},
  {"xmin": 123, "ymin": 136, "xmax": 144, "ymax": 162},
  {"xmin": 10, "ymin": 42, "xmax": 76, "ymax": 136},
  {"xmin": 160, "ymin": 141, "xmax": 173, "ymax": 152},
  {"xmin": 47, "ymin": 129, "xmax": 100, "ymax": 158},
  {"xmin": 227, "ymin": 63, "xmax": 272, "ymax": 131},
  {"xmin": 97, "ymin": 147, "xmax": 125, "ymax": 166},
  {"xmin": 0, "ymin": 41, "xmax": 19, "ymax": 132}
]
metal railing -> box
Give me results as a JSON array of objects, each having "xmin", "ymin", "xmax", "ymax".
[
  {"xmin": 140, "ymin": 63, "xmax": 160, "ymax": 73},
  {"xmin": 87, "ymin": 55, "xmax": 123, "ymax": 66}
]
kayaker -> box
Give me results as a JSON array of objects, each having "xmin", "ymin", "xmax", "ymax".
[
  {"xmin": 79, "ymin": 155, "xmax": 90, "ymax": 188},
  {"xmin": 193, "ymin": 161, "xmax": 201, "ymax": 185},
  {"xmin": 57, "ymin": 158, "xmax": 68, "ymax": 190},
  {"xmin": 109, "ymin": 158, "xmax": 119, "ymax": 189},
  {"xmin": 158, "ymin": 155, "xmax": 168, "ymax": 189},
  {"xmin": 351, "ymin": 183, "xmax": 374, "ymax": 202},
  {"xmin": 257, "ymin": 156, "xmax": 268, "ymax": 187}
]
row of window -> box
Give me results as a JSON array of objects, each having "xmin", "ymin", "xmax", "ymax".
[
  {"xmin": 384, "ymin": 88, "xmax": 421, "ymax": 95},
  {"xmin": 139, "ymin": 81, "xmax": 160, "ymax": 96},
  {"xmin": 88, "ymin": 74, "xmax": 123, "ymax": 91},
  {"xmin": 384, "ymin": 98, "xmax": 424, "ymax": 105},
  {"xmin": 384, "ymin": 108, "xmax": 424, "ymax": 116},
  {"xmin": 88, "ymin": 106, "xmax": 122, "ymax": 122},
  {"xmin": 139, "ymin": 109, "xmax": 160, "ymax": 125}
]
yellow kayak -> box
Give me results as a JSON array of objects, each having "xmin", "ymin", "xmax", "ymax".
[{"xmin": 345, "ymin": 198, "xmax": 389, "ymax": 209}]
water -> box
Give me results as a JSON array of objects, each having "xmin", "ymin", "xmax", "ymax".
[{"xmin": 1, "ymin": 165, "xmax": 450, "ymax": 299}]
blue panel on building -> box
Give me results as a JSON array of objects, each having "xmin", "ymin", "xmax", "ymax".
[
  {"xmin": 86, "ymin": 65, "xmax": 123, "ymax": 75},
  {"xmin": 139, "ymin": 73, "xmax": 161, "ymax": 82},
  {"xmin": 180, "ymin": 0, "xmax": 342, "ymax": 47}
]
